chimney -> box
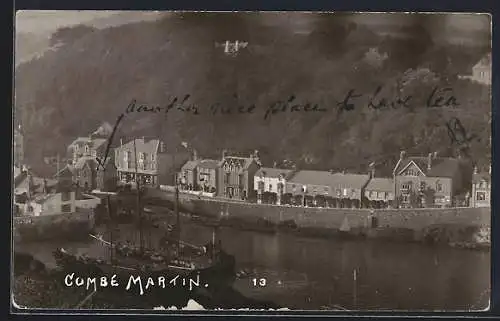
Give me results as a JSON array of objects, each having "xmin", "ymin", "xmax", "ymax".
[
  {"xmin": 369, "ymin": 162, "xmax": 376, "ymax": 178},
  {"xmin": 427, "ymin": 153, "xmax": 432, "ymax": 170},
  {"xmin": 222, "ymin": 149, "xmax": 227, "ymax": 160},
  {"xmin": 192, "ymin": 149, "xmax": 198, "ymax": 161},
  {"xmin": 120, "ymin": 138, "xmax": 123, "ymax": 146},
  {"xmin": 160, "ymin": 141, "xmax": 165, "ymax": 153},
  {"xmin": 473, "ymin": 166, "xmax": 478, "ymax": 175},
  {"xmin": 400, "ymin": 150, "xmax": 406, "ymax": 160},
  {"xmin": 273, "ymin": 161, "xmax": 277, "ymax": 168},
  {"xmin": 433, "ymin": 151, "xmax": 438, "ymax": 159}
]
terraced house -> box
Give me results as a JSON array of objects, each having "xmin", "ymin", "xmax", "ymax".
[
  {"xmin": 285, "ymin": 170, "xmax": 370, "ymax": 208},
  {"xmin": 393, "ymin": 151, "xmax": 471, "ymax": 208},
  {"xmin": 254, "ymin": 167, "xmax": 294, "ymax": 205},
  {"xmin": 471, "ymin": 165, "xmax": 491, "ymax": 208},
  {"xmin": 218, "ymin": 151, "xmax": 261, "ymax": 200},
  {"xmin": 114, "ymin": 137, "xmax": 164, "ymax": 187}
]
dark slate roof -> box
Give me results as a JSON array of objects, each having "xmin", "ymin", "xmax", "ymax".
[
  {"xmin": 255, "ymin": 167, "xmax": 293, "ymax": 179},
  {"xmin": 473, "ymin": 172, "xmax": 490, "ymax": 184},
  {"xmin": 219, "ymin": 156, "xmax": 257, "ymax": 170},
  {"xmin": 197, "ymin": 159, "xmax": 220, "ymax": 170},
  {"xmin": 365, "ymin": 177, "xmax": 394, "ymax": 192},
  {"xmin": 181, "ymin": 160, "xmax": 200, "ymax": 171},
  {"xmin": 395, "ymin": 156, "xmax": 461, "ymax": 178},
  {"xmin": 288, "ymin": 170, "xmax": 370, "ymax": 189},
  {"xmin": 68, "ymin": 137, "xmax": 107, "ymax": 151},
  {"xmin": 117, "ymin": 138, "xmax": 160, "ymax": 155},
  {"xmin": 74, "ymin": 157, "xmax": 96, "ymax": 170}
]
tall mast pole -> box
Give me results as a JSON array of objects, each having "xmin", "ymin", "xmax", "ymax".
[
  {"xmin": 174, "ymin": 148, "xmax": 180, "ymax": 253},
  {"xmin": 133, "ymin": 138, "xmax": 143, "ymax": 252},
  {"xmin": 107, "ymin": 194, "xmax": 113, "ymax": 264}
]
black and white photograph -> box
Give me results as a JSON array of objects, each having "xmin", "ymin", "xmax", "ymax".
[{"xmin": 12, "ymin": 11, "xmax": 491, "ymax": 312}]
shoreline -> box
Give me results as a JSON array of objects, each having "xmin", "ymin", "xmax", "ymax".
[{"xmin": 140, "ymin": 189, "xmax": 491, "ymax": 251}]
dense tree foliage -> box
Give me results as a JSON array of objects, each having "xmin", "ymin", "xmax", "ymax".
[{"xmin": 14, "ymin": 13, "xmax": 491, "ymax": 177}]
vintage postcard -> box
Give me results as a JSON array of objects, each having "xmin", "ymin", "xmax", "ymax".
[{"xmin": 12, "ymin": 11, "xmax": 491, "ymax": 312}]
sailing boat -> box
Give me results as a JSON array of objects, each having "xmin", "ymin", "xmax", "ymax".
[{"xmin": 53, "ymin": 140, "xmax": 236, "ymax": 288}]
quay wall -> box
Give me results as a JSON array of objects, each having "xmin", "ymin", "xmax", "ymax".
[
  {"xmin": 145, "ymin": 189, "xmax": 491, "ymax": 247},
  {"xmin": 13, "ymin": 209, "xmax": 95, "ymax": 243}
]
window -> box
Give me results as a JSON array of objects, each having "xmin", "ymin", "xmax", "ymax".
[
  {"xmin": 406, "ymin": 169, "xmax": 416, "ymax": 176},
  {"xmin": 402, "ymin": 183, "xmax": 411, "ymax": 190},
  {"xmin": 476, "ymin": 192, "xmax": 486, "ymax": 201},
  {"xmin": 402, "ymin": 195, "xmax": 409, "ymax": 203},
  {"xmin": 436, "ymin": 182, "xmax": 443, "ymax": 192},
  {"xmin": 151, "ymin": 153, "xmax": 155, "ymax": 162},
  {"xmin": 269, "ymin": 184, "xmax": 273, "ymax": 191},
  {"xmin": 384, "ymin": 192, "xmax": 388, "ymax": 199},
  {"xmin": 61, "ymin": 192, "xmax": 71, "ymax": 202},
  {"xmin": 61, "ymin": 204, "xmax": 72, "ymax": 212},
  {"xmin": 85, "ymin": 145, "xmax": 90, "ymax": 154},
  {"xmin": 258, "ymin": 181, "xmax": 265, "ymax": 192},
  {"xmin": 224, "ymin": 173, "xmax": 230, "ymax": 184}
]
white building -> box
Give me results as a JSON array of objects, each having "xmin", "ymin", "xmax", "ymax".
[
  {"xmin": 254, "ymin": 167, "xmax": 293, "ymax": 205},
  {"xmin": 459, "ymin": 53, "xmax": 491, "ymax": 85}
]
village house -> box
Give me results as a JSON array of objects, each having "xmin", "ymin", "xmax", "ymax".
[
  {"xmin": 13, "ymin": 124, "xmax": 24, "ymax": 167},
  {"xmin": 459, "ymin": 53, "xmax": 491, "ymax": 85},
  {"xmin": 196, "ymin": 159, "xmax": 219, "ymax": 193},
  {"xmin": 393, "ymin": 151, "xmax": 468, "ymax": 208},
  {"xmin": 115, "ymin": 137, "xmax": 163, "ymax": 187},
  {"xmin": 254, "ymin": 167, "xmax": 293, "ymax": 205},
  {"xmin": 114, "ymin": 137, "xmax": 191, "ymax": 188},
  {"xmin": 217, "ymin": 150, "xmax": 261, "ymax": 200},
  {"xmin": 180, "ymin": 159, "xmax": 200, "ymax": 190},
  {"xmin": 285, "ymin": 170, "xmax": 370, "ymax": 208},
  {"xmin": 471, "ymin": 166, "xmax": 491, "ymax": 208},
  {"xmin": 364, "ymin": 178, "xmax": 395, "ymax": 207}
]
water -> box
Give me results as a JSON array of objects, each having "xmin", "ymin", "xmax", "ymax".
[{"xmin": 15, "ymin": 213, "xmax": 490, "ymax": 311}]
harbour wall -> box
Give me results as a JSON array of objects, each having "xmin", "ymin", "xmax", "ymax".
[
  {"xmin": 146, "ymin": 189, "xmax": 490, "ymax": 247},
  {"xmin": 13, "ymin": 208, "xmax": 95, "ymax": 243}
]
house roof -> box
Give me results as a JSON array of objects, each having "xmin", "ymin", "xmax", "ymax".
[
  {"xmin": 15, "ymin": 174, "xmax": 57, "ymax": 195},
  {"xmin": 365, "ymin": 177, "xmax": 394, "ymax": 192},
  {"xmin": 197, "ymin": 159, "xmax": 219, "ymax": 170},
  {"xmin": 74, "ymin": 157, "xmax": 96, "ymax": 170},
  {"xmin": 116, "ymin": 138, "xmax": 160, "ymax": 155},
  {"xmin": 473, "ymin": 53, "xmax": 491, "ymax": 69},
  {"xmin": 181, "ymin": 160, "xmax": 200, "ymax": 171},
  {"xmin": 395, "ymin": 156, "xmax": 461, "ymax": 178},
  {"xmin": 288, "ymin": 170, "xmax": 370, "ymax": 189},
  {"xmin": 473, "ymin": 172, "xmax": 490, "ymax": 184},
  {"xmin": 68, "ymin": 137, "xmax": 107, "ymax": 151},
  {"xmin": 255, "ymin": 167, "xmax": 293, "ymax": 179},
  {"xmin": 219, "ymin": 156, "xmax": 256, "ymax": 170},
  {"xmin": 54, "ymin": 165, "xmax": 74, "ymax": 178}
]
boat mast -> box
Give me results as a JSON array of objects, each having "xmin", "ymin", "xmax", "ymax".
[
  {"xmin": 174, "ymin": 149, "xmax": 181, "ymax": 252},
  {"xmin": 107, "ymin": 194, "xmax": 114, "ymax": 263},
  {"xmin": 133, "ymin": 138, "xmax": 143, "ymax": 253}
]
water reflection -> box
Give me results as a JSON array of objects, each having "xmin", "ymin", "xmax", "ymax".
[{"xmin": 15, "ymin": 218, "xmax": 490, "ymax": 310}]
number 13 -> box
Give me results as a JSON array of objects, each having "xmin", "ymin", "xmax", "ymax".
[{"xmin": 252, "ymin": 278, "xmax": 266, "ymax": 287}]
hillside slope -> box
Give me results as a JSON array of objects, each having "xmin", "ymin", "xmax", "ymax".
[{"xmin": 14, "ymin": 13, "xmax": 491, "ymax": 176}]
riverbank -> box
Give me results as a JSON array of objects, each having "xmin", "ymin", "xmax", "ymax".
[{"xmin": 143, "ymin": 189, "xmax": 491, "ymax": 250}]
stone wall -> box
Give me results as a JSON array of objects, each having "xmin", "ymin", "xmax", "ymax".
[
  {"xmin": 13, "ymin": 209, "xmax": 95, "ymax": 243},
  {"xmin": 145, "ymin": 188, "xmax": 491, "ymax": 246}
]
